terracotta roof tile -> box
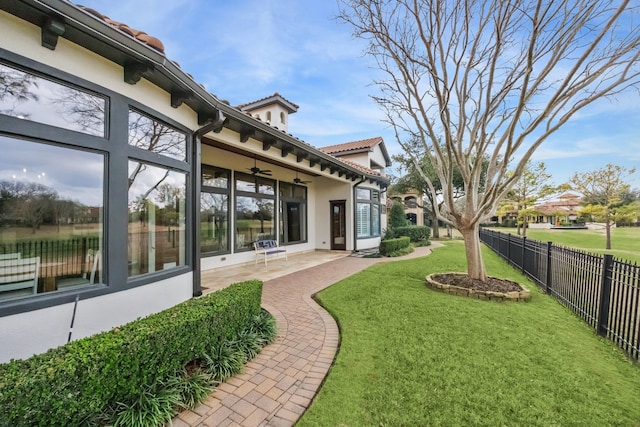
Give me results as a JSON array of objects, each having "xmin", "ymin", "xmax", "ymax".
[
  {"xmin": 77, "ymin": 5, "xmax": 165, "ymax": 54},
  {"xmin": 336, "ymin": 158, "xmax": 381, "ymax": 176},
  {"xmin": 319, "ymin": 137, "xmax": 383, "ymax": 154}
]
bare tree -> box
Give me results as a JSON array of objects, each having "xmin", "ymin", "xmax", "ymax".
[
  {"xmin": 571, "ymin": 163, "xmax": 636, "ymax": 249},
  {"xmin": 339, "ymin": 0, "xmax": 640, "ymax": 280}
]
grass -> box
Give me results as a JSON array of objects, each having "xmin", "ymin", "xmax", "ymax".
[
  {"xmin": 298, "ymin": 241, "xmax": 640, "ymax": 426},
  {"xmin": 496, "ymin": 226, "xmax": 640, "ymax": 263}
]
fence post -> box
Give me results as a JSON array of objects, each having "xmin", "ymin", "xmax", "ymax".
[
  {"xmin": 521, "ymin": 236, "xmax": 527, "ymax": 273},
  {"xmin": 545, "ymin": 241, "xmax": 553, "ymax": 294},
  {"xmin": 507, "ymin": 234, "xmax": 511, "ymax": 263},
  {"xmin": 596, "ymin": 254, "xmax": 614, "ymax": 337}
]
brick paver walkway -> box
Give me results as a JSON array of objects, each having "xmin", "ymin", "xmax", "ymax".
[{"xmin": 173, "ymin": 245, "xmax": 440, "ymax": 427}]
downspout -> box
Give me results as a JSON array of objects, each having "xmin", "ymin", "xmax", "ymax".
[
  {"xmin": 191, "ymin": 111, "xmax": 226, "ymax": 297},
  {"xmin": 352, "ymin": 175, "xmax": 367, "ymax": 253}
]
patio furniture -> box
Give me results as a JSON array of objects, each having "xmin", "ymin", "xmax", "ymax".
[
  {"xmin": 254, "ymin": 240, "xmax": 287, "ymax": 267},
  {"xmin": 57, "ymin": 250, "xmax": 101, "ymax": 290},
  {"xmin": 0, "ymin": 256, "xmax": 39, "ymax": 296}
]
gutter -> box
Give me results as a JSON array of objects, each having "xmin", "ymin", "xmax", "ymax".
[
  {"xmin": 190, "ymin": 112, "xmax": 228, "ymax": 298},
  {"xmin": 352, "ymin": 175, "xmax": 367, "ymax": 253}
]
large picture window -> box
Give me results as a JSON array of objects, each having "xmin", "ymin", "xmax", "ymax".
[
  {"xmin": 0, "ymin": 136, "xmax": 104, "ymax": 300},
  {"xmin": 280, "ymin": 183, "xmax": 307, "ymax": 245},
  {"xmin": 235, "ymin": 173, "xmax": 275, "ymax": 251},
  {"xmin": 200, "ymin": 166, "xmax": 229, "ymax": 255},
  {"xmin": 356, "ymin": 187, "xmax": 381, "ymax": 239},
  {"xmin": 128, "ymin": 161, "xmax": 186, "ymax": 277},
  {"xmin": 0, "ymin": 62, "xmax": 106, "ymax": 137}
]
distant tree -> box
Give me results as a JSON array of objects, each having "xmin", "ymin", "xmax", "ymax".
[
  {"xmin": 571, "ymin": 163, "xmax": 636, "ymax": 249},
  {"xmin": 389, "ymin": 199, "xmax": 408, "ymax": 229},
  {"xmin": 339, "ymin": 0, "xmax": 640, "ymax": 281},
  {"xmin": 613, "ymin": 200, "xmax": 640, "ymax": 226},
  {"xmin": 508, "ymin": 162, "xmax": 557, "ymax": 236}
]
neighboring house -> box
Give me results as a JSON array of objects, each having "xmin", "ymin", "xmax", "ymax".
[
  {"xmin": 532, "ymin": 192, "xmax": 583, "ymax": 227},
  {"xmin": 388, "ymin": 188, "xmax": 425, "ymax": 226},
  {"xmin": 0, "ymin": 1, "xmax": 388, "ymax": 362}
]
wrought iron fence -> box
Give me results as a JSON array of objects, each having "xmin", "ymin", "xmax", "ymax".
[
  {"xmin": 0, "ymin": 237, "xmax": 100, "ymax": 279},
  {"xmin": 480, "ymin": 228, "xmax": 640, "ymax": 362}
]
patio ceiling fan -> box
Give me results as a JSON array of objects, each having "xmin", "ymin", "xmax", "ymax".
[
  {"xmin": 248, "ymin": 157, "xmax": 272, "ymax": 176},
  {"xmin": 293, "ymin": 171, "xmax": 311, "ymax": 185}
]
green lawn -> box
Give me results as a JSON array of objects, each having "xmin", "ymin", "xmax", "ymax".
[
  {"xmin": 298, "ymin": 242, "xmax": 640, "ymax": 426},
  {"xmin": 494, "ymin": 227, "xmax": 640, "ymax": 264}
]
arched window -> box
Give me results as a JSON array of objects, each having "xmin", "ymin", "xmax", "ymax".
[
  {"xmin": 280, "ymin": 112, "xmax": 286, "ymax": 124},
  {"xmin": 266, "ymin": 111, "xmax": 272, "ymax": 122}
]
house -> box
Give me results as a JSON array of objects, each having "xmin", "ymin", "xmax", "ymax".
[
  {"xmin": 388, "ymin": 188, "xmax": 426, "ymax": 226},
  {"xmin": 531, "ymin": 192, "xmax": 583, "ymax": 227},
  {"xmin": 0, "ymin": 1, "xmax": 388, "ymax": 362}
]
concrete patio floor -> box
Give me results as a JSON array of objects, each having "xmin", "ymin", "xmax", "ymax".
[{"xmin": 173, "ymin": 244, "xmax": 440, "ymax": 427}]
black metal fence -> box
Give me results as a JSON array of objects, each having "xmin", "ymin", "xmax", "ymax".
[
  {"xmin": 480, "ymin": 228, "xmax": 640, "ymax": 362},
  {"xmin": 0, "ymin": 237, "xmax": 100, "ymax": 279}
]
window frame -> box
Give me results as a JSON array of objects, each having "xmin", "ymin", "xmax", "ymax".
[
  {"xmin": 0, "ymin": 48, "xmax": 193, "ymax": 317},
  {"xmin": 355, "ymin": 187, "xmax": 381, "ymax": 239},
  {"xmin": 234, "ymin": 172, "xmax": 277, "ymax": 252},
  {"xmin": 279, "ymin": 182, "xmax": 308, "ymax": 245},
  {"xmin": 200, "ymin": 165, "xmax": 231, "ymax": 256}
]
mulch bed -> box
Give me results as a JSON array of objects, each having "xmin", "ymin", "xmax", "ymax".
[{"xmin": 432, "ymin": 273, "xmax": 523, "ymax": 293}]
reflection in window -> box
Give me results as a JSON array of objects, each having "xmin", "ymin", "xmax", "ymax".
[
  {"xmin": 128, "ymin": 161, "xmax": 186, "ymax": 276},
  {"xmin": 0, "ymin": 135, "xmax": 104, "ymax": 300},
  {"xmin": 201, "ymin": 166, "xmax": 229, "ymax": 255},
  {"xmin": 236, "ymin": 196, "xmax": 275, "ymax": 249},
  {"xmin": 0, "ymin": 62, "xmax": 106, "ymax": 136},
  {"xmin": 235, "ymin": 173, "xmax": 276, "ymax": 251},
  {"xmin": 128, "ymin": 109, "xmax": 187, "ymax": 161},
  {"xmin": 280, "ymin": 183, "xmax": 307, "ymax": 244}
]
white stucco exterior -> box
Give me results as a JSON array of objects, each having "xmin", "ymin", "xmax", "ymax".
[{"xmin": 0, "ymin": 273, "xmax": 192, "ymax": 362}]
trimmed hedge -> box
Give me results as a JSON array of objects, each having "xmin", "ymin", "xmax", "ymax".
[
  {"xmin": 380, "ymin": 236, "xmax": 411, "ymax": 256},
  {"xmin": 386, "ymin": 225, "xmax": 431, "ymax": 242},
  {"xmin": 0, "ymin": 280, "xmax": 263, "ymax": 426}
]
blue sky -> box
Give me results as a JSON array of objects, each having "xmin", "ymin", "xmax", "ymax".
[{"xmin": 77, "ymin": 0, "xmax": 639, "ymax": 189}]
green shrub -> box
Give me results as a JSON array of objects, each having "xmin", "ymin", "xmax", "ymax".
[
  {"xmin": 0, "ymin": 280, "xmax": 263, "ymax": 427},
  {"xmin": 250, "ymin": 309, "xmax": 278, "ymax": 346},
  {"xmin": 202, "ymin": 341, "xmax": 245, "ymax": 382},
  {"xmin": 388, "ymin": 245, "xmax": 414, "ymax": 257},
  {"xmin": 113, "ymin": 384, "xmax": 182, "ymax": 427},
  {"xmin": 389, "ymin": 200, "xmax": 409, "ymax": 228},
  {"xmin": 380, "ymin": 236, "xmax": 411, "ymax": 256},
  {"xmin": 388, "ymin": 225, "xmax": 431, "ymax": 242}
]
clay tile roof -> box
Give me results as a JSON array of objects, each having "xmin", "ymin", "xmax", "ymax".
[
  {"xmin": 319, "ymin": 136, "xmax": 383, "ymax": 154},
  {"xmin": 337, "ymin": 158, "xmax": 381, "ymax": 176},
  {"xmin": 77, "ymin": 5, "xmax": 165, "ymax": 54}
]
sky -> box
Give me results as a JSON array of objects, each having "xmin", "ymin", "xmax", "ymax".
[{"xmin": 76, "ymin": 0, "xmax": 640, "ymax": 189}]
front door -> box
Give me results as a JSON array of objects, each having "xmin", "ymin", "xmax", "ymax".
[{"xmin": 330, "ymin": 200, "xmax": 346, "ymax": 250}]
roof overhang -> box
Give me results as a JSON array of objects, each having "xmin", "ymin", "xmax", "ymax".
[{"xmin": 1, "ymin": 0, "xmax": 388, "ymax": 188}]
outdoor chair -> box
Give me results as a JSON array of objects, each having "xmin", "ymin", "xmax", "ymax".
[{"xmin": 0, "ymin": 256, "xmax": 39, "ymax": 298}]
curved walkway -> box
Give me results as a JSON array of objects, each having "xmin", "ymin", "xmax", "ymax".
[{"xmin": 173, "ymin": 244, "xmax": 441, "ymax": 427}]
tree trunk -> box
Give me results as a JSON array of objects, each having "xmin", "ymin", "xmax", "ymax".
[
  {"xmin": 522, "ymin": 217, "xmax": 528, "ymax": 237},
  {"xmin": 430, "ymin": 204, "xmax": 440, "ymax": 238},
  {"xmin": 605, "ymin": 219, "xmax": 612, "ymax": 250},
  {"xmin": 459, "ymin": 223, "xmax": 487, "ymax": 281}
]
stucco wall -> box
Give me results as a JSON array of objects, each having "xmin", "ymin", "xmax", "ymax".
[{"xmin": 0, "ymin": 273, "xmax": 193, "ymax": 363}]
